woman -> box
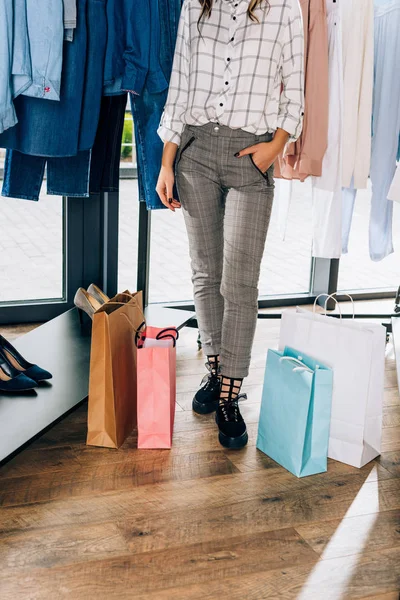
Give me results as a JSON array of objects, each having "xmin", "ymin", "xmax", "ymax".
[{"xmin": 157, "ymin": 0, "xmax": 304, "ymax": 449}]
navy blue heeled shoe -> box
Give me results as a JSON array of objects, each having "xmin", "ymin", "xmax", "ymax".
[
  {"xmin": 0, "ymin": 348, "xmax": 38, "ymax": 392},
  {"xmin": 0, "ymin": 335, "xmax": 52, "ymax": 383}
]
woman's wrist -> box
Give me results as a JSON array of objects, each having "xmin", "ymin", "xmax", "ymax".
[
  {"xmin": 272, "ymin": 128, "xmax": 290, "ymax": 152},
  {"xmin": 161, "ymin": 161, "xmax": 175, "ymax": 170},
  {"xmin": 162, "ymin": 141, "xmax": 179, "ymax": 170}
]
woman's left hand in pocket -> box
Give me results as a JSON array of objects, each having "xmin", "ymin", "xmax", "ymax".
[{"xmin": 235, "ymin": 141, "xmax": 279, "ymax": 173}]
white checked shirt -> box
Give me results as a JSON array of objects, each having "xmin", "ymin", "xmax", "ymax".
[{"xmin": 158, "ymin": 0, "xmax": 305, "ymax": 146}]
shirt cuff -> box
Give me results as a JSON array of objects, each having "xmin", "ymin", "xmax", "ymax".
[
  {"xmin": 121, "ymin": 64, "xmax": 148, "ymax": 96},
  {"xmin": 22, "ymin": 78, "xmax": 61, "ymax": 102},
  {"xmin": 276, "ymin": 114, "xmax": 303, "ymax": 142},
  {"xmin": 146, "ymin": 69, "xmax": 169, "ymax": 95},
  {"xmin": 0, "ymin": 105, "xmax": 18, "ymax": 135},
  {"xmin": 157, "ymin": 126, "xmax": 181, "ymax": 146}
]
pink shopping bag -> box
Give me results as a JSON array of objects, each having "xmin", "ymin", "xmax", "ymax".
[{"xmin": 136, "ymin": 327, "xmax": 179, "ymax": 449}]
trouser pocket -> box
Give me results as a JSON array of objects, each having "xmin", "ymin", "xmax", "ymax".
[
  {"xmin": 175, "ymin": 135, "xmax": 196, "ymax": 168},
  {"xmin": 248, "ymin": 154, "xmax": 274, "ymax": 187}
]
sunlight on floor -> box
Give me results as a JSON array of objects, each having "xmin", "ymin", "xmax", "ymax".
[{"xmin": 296, "ymin": 466, "xmax": 379, "ymax": 600}]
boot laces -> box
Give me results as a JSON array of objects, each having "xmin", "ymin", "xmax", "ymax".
[
  {"xmin": 220, "ymin": 378, "xmax": 247, "ymax": 422},
  {"xmin": 200, "ymin": 360, "xmax": 221, "ymax": 391}
]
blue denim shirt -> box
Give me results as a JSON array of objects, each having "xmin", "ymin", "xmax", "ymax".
[
  {"xmin": 1, "ymin": 0, "xmax": 64, "ymax": 135},
  {"xmin": 104, "ymin": 0, "xmax": 170, "ymax": 96},
  {"xmin": 0, "ymin": 0, "xmax": 35, "ymax": 134},
  {"xmin": 104, "ymin": 0, "xmax": 154, "ymax": 96},
  {"xmin": 146, "ymin": 0, "xmax": 169, "ymax": 94},
  {"xmin": 0, "ymin": 1, "xmax": 17, "ymax": 134},
  {"xmin": 131, "ymin": 0, "xmax": 183, "ymax": 210},
  {"xmin": 22, "ymin": 0, "xmax": 64, "ymax": 101}
]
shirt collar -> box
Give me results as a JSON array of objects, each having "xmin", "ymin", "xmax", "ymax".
[{"xmin": 221, "ymin": 0, "xmax": 249, "ymax": 13}]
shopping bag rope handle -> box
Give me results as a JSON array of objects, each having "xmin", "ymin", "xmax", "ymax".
[
  {"xmin": 280, "ymin": 356, "xmax": 315, "ymax": 373},
  {"xmin": 134, "ymin": 321, "xmax": 147, "ymax": 347},
  {"xmin": 324, "ymin": 293, "xmax": 355, "ymax": 319},
  {"xmin": 156, "ymin": 328, "xmax": 180, "ymax": 346},
  {"xmin": 134, "ymin": 326, "xmax": 180, "ymax": 348},
  {"xmin": 313, "ymin": 293, "xmax": 355, "ymax": 320}
]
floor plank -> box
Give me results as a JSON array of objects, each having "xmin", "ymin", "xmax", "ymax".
[
  {"xmin": 125, "ymin": 547, "xmax": 399, "ymax": 600},
  {"xmin": 385, "ymin": 368, "xmax": 399, "ymax": 389},
  {"xmin": 295, "ymin": 509, "xmax": 400, "ymax": 559},
  {"xmin": 0, "ymin": 446, "xmax": 81, "ymax": 480},
  {"xmin": 0, "ymin": 521, "xmax": 130, "ymax": 573},
  {"xmin": 383, "ymin": 405, "xmax": 400, "ymax": 428},
  {"xmin": 0, "ymin": 527, "xmax": 318, "ymax": 585},
  {"xmin": 384, "ymin": 388, "xmax": 400, "ymax": 407},
  {"xmin": 18, "ymin": 547, "xmax": 394, "ymax": 600},
  {"xmin": 377, "ymin": 451, "xmax": 400, "ymax": 477},
  {"xmin": 381, "ymin": 426, "xmax": 400, "ymax": 452},
  {"xmin": 0, "ymin": 462, "xmax": 389, "ymax": 535},
  {"xmin": 0, "ymin": 451, "xmax": 238, "ymax": 507}
]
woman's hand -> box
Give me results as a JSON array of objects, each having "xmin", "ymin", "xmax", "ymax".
[
  {"xmin": 235, "ymin": 128, "xmax": 290, "ymax": 173},
  {"xmin": 156, "ymin": 166, "xmax": 181, "ymax": 211}
]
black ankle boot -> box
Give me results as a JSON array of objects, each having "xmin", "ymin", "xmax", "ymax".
[
  {"xmin": 216, "ymin": 377, "xmax": 248, "ymax": 449},
  {"xmin": 192, "ymin": 356, "xmax": 221, "ymax": 414}
]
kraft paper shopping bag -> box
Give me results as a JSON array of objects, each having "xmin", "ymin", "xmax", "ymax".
[{"xmin": 87, "ymin": 291, "xmax": 144, "ymax": 449}]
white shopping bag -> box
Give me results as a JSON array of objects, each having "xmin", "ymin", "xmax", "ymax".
[{"xmin": 279, "ymin": 298, "xmax": 386, "ymax": 468}]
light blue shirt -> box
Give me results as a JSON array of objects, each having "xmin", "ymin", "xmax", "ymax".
[{"xmin": 0, "ymin": 0, "xmax": 64, "ymax": 135}]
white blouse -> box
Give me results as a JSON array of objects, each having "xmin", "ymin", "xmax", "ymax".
[{"xmin": 158, "ymin": 0, "xmax": 305, "ymax": 146}]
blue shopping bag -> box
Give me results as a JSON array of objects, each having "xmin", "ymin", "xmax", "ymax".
[{"xmin": 257, "ymin": 346, "xmax": 333, "ymax": 478}]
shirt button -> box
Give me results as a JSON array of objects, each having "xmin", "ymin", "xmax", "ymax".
[
  {"xmin": 220, "ymin": 103, "xmax": 224, "ymax": 107},
  {"xmin": 227, "ymin": 57, "xmax": 231, "ymax": 62},
  {"xmin": 231, "ymin": 37, "xmax": 234, "ymax": 42},
  {"xmin": 225, "ymin": 81, "xmax": 229, "ymax": 85},
  {"xmin": 214, "ymin": 126, "xmax": 220, "ymax": 132},
  {"xmin": 233, "ymin": 16, "xmax": 236, "ymax": 20}
]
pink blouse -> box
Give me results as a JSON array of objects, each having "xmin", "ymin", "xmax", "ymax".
[{"xmin": 275, "ymin": 0, "xmax": 329, "ymax": 182}]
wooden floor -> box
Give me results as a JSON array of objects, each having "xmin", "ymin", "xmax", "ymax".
[{"xmin": 0, "ymin": 317, "xmax": 399, "ymax": 600}]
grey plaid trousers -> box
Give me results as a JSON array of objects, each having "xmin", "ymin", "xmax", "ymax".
[{"xmin": 175, "ymin": 123, "xmax": 274, "ymax": 378}]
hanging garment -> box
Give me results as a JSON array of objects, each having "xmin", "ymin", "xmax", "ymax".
[
  {"xmin": 2, "ymin": 149, "xmax": 91, "ymax": 200},
  {"xmin": 63, "ymin": 0, "xmax": 77, "ymax": 41},
  {"xmin": 388, "ymin": 164, "xmax": 400, "ymax": 202},
  {"xmin": 275, "ymin": 0, "xmax": 329, "ymax": 181},
  {"xmin": 0, "ymin": 0, "xmax": 35, "ymax": 134},
  {"xmin": 1, "ymin": 0, "xmax": 107, "ymax": 202},
  {"xmin": 2, "ymin": 94, "xmax": 128, "ymax": 201},
  {"xmin": 145, "ymin": 0, "xmax": 170, "ymax": 95},
  {"xmin": 341, "ymin": 184, "xmax": 356, "ymax": 254},
  {"xmin": 342, "ymin": 0, "xmax": 400, "ymax": 261},
  {"xmin": 1, "ymin": 0, "xmax": 64, "ymax": 134},
  {"xmin": 21, "ymin": 0, "xmax": 64, "ymax": 101},
  {"xmin": 0, "ymin": 0, "xmax": 106, "ymax": 157},
  {"xmin": 131, "ymin": 0, "xmax": 183, "ymax": 210},
  {"xmin": 0, "ymin": 1, "xmax": 16, "ymax": 134},
  {"xmin": 341, "ymin": 0, "xmax": 374, "ymax": 189},
  {"xmin": 11, "ymin": 0, "xmax": 32, "ymax": 100},
  {"xmin": 103, "ymin": 0, "xmax": 152, "ymax": 96},
  {"xmin": 89, "ymin": 94, "xmax": 128, "ymax": 194},
  {"xmin": 311, "ymin": 0, "xmax": 343, "ymax": 258},
  {"xmin": 368, "ymin": 0, "xmax": 400, "ymax": 260},
  {"xmin": 63, "ymin": 0, "xmax": 77, "ymax": 29}
]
